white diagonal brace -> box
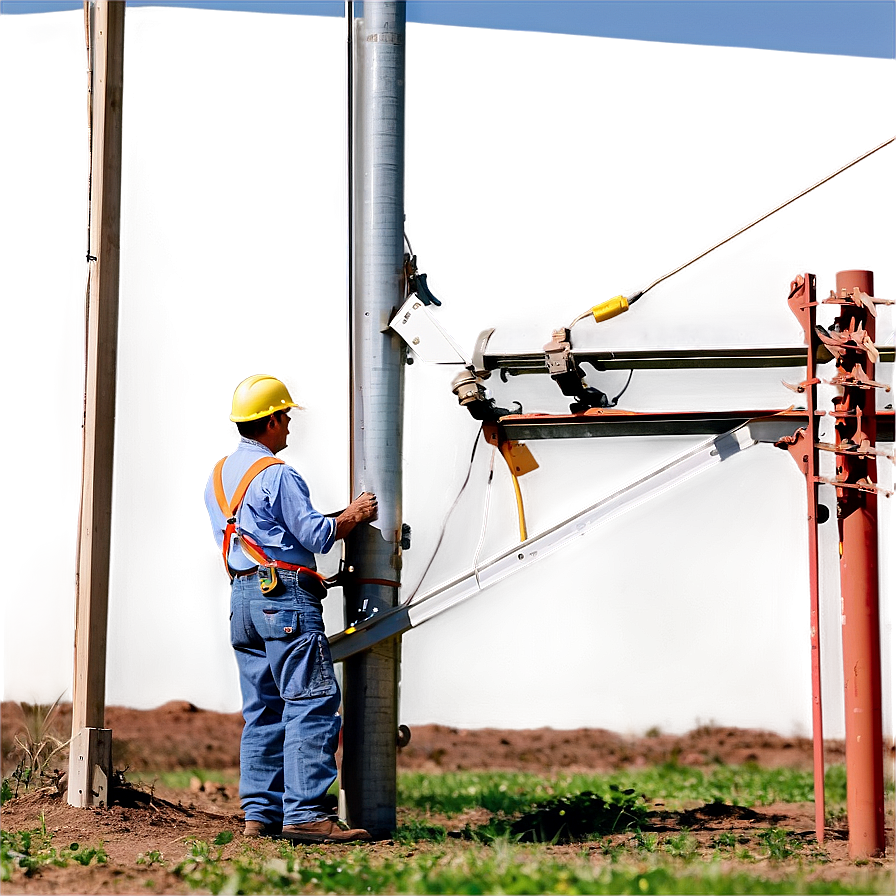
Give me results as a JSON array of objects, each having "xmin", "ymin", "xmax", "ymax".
[{"xmin": 330, "ymin": 416, "xmax": 805, "ymax": 661}]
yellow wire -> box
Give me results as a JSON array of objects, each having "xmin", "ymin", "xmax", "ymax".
[{"xmin": 510, "ymin": 470, "xmax": 527, "ymax": 542}]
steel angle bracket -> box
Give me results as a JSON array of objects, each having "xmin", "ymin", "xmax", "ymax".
[
  {"xmin": 389, "ymin": 296, "xmax": 468, "ymax": 364},
  {"xmin": 329, "ymin": 415, "xmax": 801, "ymax": 663}
]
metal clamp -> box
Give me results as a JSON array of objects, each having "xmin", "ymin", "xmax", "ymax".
[
  {"xmin": 542, "ymin": 327, "xmax": 610, "ymax": 411},
  {"xmin": 543, "ymin": 327, "xmax": 574, "ymax": 377}
]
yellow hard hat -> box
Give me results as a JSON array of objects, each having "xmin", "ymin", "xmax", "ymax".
[{"xmin": 230, "ymin": 375, "xmax": 302, "ymax": 422}]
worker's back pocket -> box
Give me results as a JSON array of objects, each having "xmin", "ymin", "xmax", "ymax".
[
  {"xmin": 281, "ymin": 633, "xmax": 339, "ymax": 701},
  {"xmin": 250, "ymin": 602, "xmax": 300, "ymax": 639}
]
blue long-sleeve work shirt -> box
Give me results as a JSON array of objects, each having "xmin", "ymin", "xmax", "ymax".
[{"xmin": 204, "ymin": 437, "xmax": 337, "ymax": 572}]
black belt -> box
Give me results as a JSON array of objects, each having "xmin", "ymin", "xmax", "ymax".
[
  {"xmin": 289, "ymin": 570, "xmax": 328, "ymax": 600},
  {"xmin": 230, "ymin": 566, "xmax": 259, "ymax": 578}
]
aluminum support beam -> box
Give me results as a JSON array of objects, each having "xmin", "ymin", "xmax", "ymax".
[
  {"xmin": 482, "ymin": 344, "xmax": 893, "ymax": 375},
  {"xmin": 488, "ymin": 345, "xmax": 828, "ymax": 373},
  {"xmin": 330, "ymin": 415, "xmax": 809, "ymax": 662},
  {"xmin": 473, "ymin": 320, "xmax": 894, "ymax": 374}
]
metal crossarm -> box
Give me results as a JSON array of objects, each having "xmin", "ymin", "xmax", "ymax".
[{"xmin": 329, "ymin": 415, "xmax": 807, "ymax": 662}]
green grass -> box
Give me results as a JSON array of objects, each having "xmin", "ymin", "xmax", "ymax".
[
  {"xmin": 127, "ymin": 768, "xmax": 240, "ymax": 789},
  {"xmin": 6, "ymin": 827, "xmax": 889, "ymax": 895},
  {"xmin": 1, "ymin": 819, "xmax": 108, "ymax": 882},
  {"xmin": 3, "ymin": 764, "xmax": 893, "ymax": 894},
  {"xmin": 95, "ymin": 838, "xmax": 896, "ymax": 895},
  {"xmin": 161, "ymin": 841, "xmax": 894, "ymax": 895},
  {"xmin": 396, "ymin": 763, "xmax": 867, "ymax": 816},
  {"xmin": 25, "ymin": 763, "xmax": 873, "ymax": 816}
]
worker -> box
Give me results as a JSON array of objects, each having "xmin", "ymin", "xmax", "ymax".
[{"xmin": 204, "ymin": 374, "xmax": 378, "ymax": 843}]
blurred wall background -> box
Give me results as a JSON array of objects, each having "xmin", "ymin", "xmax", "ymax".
[{"xmin": 1, "ymin": 4, "xmax": 892, "ymax": 737}]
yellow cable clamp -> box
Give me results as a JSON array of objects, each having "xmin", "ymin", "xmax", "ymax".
[{"xmin": 591, "ymin": 295, "xmax": 629, "ymax": 323}]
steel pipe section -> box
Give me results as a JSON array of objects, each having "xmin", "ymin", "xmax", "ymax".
[
  {"xmin": 342, "ymin": 1, "xmax": 406, "ymax": 840},
  {"xmin": 834, "ymin": 270, "xmax": 885, "ymax": 859}
]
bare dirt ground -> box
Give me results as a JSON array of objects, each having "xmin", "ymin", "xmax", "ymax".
[{"xmin": 2, "ymin": 701, "xmax": 894, "ymax": 894}]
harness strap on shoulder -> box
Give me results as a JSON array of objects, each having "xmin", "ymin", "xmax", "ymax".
[
  {"xmin": 212, "ymin": 458, "xmax": 229, "ymax": 517},
  {"xmin": 213, "ymin": 455, "xmax": 284, "ymax": 576},
  {"xmin": 214, "ymin": 456, "xmax": 284, "ymax": 517}
]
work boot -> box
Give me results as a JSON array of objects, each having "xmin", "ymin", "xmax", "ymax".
[
  {"xmin": 243, "ymin": 819, "xmax": 280, "ymax": 838},
  {"xmin": 280, "ymin": 819, "xmax": 372, "ymax": 844}
]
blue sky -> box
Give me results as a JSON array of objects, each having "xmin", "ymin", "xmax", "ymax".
[{"xmin": 2, "ymin": 1, "xmax": 894, "ymax": 59}]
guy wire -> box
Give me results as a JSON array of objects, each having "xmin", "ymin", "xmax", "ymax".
[{"xmin": 629, "ymin": 135, "xmax": 895, "ymax": 305}]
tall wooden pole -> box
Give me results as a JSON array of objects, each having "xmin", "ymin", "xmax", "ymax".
[
  {"xmin": 342, "ymin": 0, "xmax": 406, "ymax": 839},
  {"xmin": 68, "ymin": 0, "xmax": 125, "ymax": 809}
]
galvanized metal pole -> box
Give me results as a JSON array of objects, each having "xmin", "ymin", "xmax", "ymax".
[
  {"xmin": 832, "ymin": 269, "xmax": 885, "ymax": 859},
  {"xmin": 345, "ymin": 0, "xmax": 354, "ymax": 430},
  {"xmin": 342, "ymin": 0, "xmax": 406, "ymax": 838},
  {"xmin": 69, "ymin": 0, "xmax": 125, "ymax": 809}
]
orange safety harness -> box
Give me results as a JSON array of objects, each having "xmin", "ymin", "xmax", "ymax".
[{"xmin": 211, "ymin": 456, "xmax": 326, "ymax": 586}]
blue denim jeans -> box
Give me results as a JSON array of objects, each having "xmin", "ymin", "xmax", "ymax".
[{"xmin": 230, "ymin": 569, "xmax": 341, "ymax": 827}]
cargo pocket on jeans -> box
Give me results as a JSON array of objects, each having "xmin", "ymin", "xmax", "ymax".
[
  {"xmin": 282, "ymin": 633, "xmax": 338, "ymax": 701},
  {"xmin": 249, "ymin": 602, "xmax": 300, "ymax": 639}
]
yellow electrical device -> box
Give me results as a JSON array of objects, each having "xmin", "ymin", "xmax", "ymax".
[
  {"xmin": 591, "ymin": 295, "xmax": 629, "ymax": 323},
  {"xmin": 501, "ymin": 441, "xmax": 539, "ymax": 477}
]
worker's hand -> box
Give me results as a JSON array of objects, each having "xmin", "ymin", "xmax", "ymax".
[
  {"xmin": 350, "ymin": 491, "xmax": 378, "ymax": 523},
  {"xmin": 334, "ymin": 492, "xmax": 377, "ymax": 540}
]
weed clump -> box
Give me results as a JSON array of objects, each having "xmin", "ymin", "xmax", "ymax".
[
  {"xmin": 2, "ymin": 698, "xmax": 68, "ymax": 801},
  {"xmin": 393, "ymin": 821, "xmax": 448, "ymax": 843},
  {"xmin": 1, "ymin": 821, "xmax": 107, "ymax": 882}
]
